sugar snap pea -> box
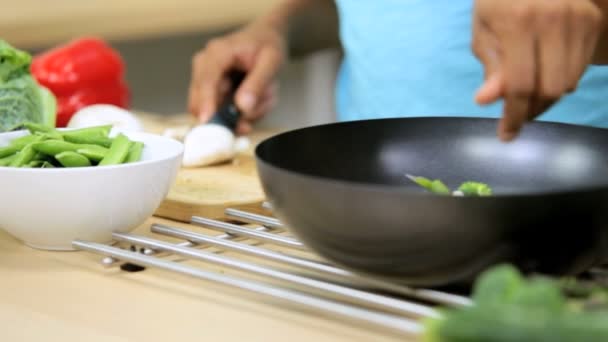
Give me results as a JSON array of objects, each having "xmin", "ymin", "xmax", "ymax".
[
  {"xmin": 26, "ymin": 160, "xmax": 45, "ymax": 168},
  {"xmin": 9, "ymin": 143, "xmax": 37, "ymax": 167},
  {"xmin": 55, "ymin": 151, "xmax": 92, "ymax": 167},
  {"xmin": 1, "ymin": 124, "xmax": 145, "ymax": 169},
  {"xmin": 32, "ymin": 140, "xmax": 80, "ymax": 156},
  {"xmin": 8, "ymin": 134, "xmax": 44, "ymax": 149},
  {"xmin": 62, "ymin": 134, "xmax": 114, "ymax": 148},
  {"xmin": 0, "ymin": 153, "xmax": 17, "ymax": 166},
  {"xmin": 98, "ymin": 133, "xmax": 130, "ymax": 166},
  {"xmin": 24, "ymin": 122, "xmax": 55, "ymax": 135},
  {"xmin": 76, "ymin": 145, "xmax": 109, "ymax": 162},
  {"xmin": 62, "ymin": 125, "xmax": 112, "ymax": 138},
  {"xmin": 126, "ymin": 141, "xmax": 144, "ymax": 163},
  {"xmin": 0, "ymin": 145, "xmax": 19, "ymax": 158}
]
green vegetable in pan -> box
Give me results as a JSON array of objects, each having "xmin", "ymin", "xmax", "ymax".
[
  {"xmin": 406, "ymin": 174, "xmax": 493, "ymax": 196},
  {"xmin": 422, "ymin": 264, "xmax": 608, "ymax": 342},
  {"xmin": 0, "ymin": 124, "xmax": 144, "ymax": 168},
  {"xmin": 406, "ymin": 174, "xmax": 451, "ymax": 195},
  {"xmin": 457, "ymin": 181, "xmax": 492, "ymax": 196}
]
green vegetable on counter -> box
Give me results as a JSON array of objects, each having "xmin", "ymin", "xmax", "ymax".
[
  {"xmin": 422, "ymin": 264, "xmax": 608, "ymax": 342},
  {"xmin": 406, "ymin": 174, "xmax": 493, "ymax": 196},
  {"xmin": 0, "ymin": 40, "xmax": 56, "ymax": 133},
  {"xmin": 0, "ymin": 124, "xmax": 144, "ymax": 168}
]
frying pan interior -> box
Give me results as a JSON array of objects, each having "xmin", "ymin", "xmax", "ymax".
[
  {"xmin": 255, "ymin": 117, "xmax": 608, "ymax": 286},
  {"xmin": 259, "ymin": 117, "xmax": 608, "ymax": 194}
]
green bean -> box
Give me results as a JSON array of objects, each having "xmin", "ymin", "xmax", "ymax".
[
  {"xmin": 9, "ymin": 143, "xmax": 37, "ymax": 167},
  {"xmin": 8, "ymin": 134, "xmax": 44, "ymax": 149},
  {"xmin": 0, "ymin": 145, "xmax": 19, "ymax": 158},
  {"xmin": 0, "ymin": 153, "xmax": 17, "ymax": 166},
  {"xmin": 76, "ymin": 145, "xmax": 109, "ymax": 162},
  {"xmin": 32, "ymin": 140, "xmax": 80, "ymax": 156},
  {"xmin": 98, "ymin": 133, "xmax": 130, "ymax": 166},
  {"xmin": 36, "ymin": 131, "xmax": 64, "ymax": 141},
  {"xmin": 126, "ymin": 141, "xmax": 144, "ymax": 163},
  {"xmin": 55, "ymin": 151, "xmax": 91, "ymax": 167},
  {"xmin": 62, "ymin": 134, "xmax": 114, "ymax": 148},
  {"xmin": 41, "ymin": 161, "xmax": 55, "ymax": 168},
  {"xmin": 62, "ymin": 125, "xmax": 112, "ymax": 138},
  {"xmin": 2, "ymin": 124, "xmax": 144, "ymax": 169},
  {"xmin": 24, "ymin": 122, "xmax": 57, "ymax": 135},
  {"xmin": 26, "ymin": 160, "xmax": 45, "ymax": 168}
]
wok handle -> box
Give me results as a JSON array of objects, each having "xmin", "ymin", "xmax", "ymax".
[{"xmin": 208, "ymin": 70, "xmax": 247, "ymax": 132}]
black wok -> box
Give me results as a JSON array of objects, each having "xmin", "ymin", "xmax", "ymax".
[{"xmin": 254, "ymin": 117, "xmax": 608, "ymax": 287}]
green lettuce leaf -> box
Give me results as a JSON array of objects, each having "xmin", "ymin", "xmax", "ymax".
[{"xmin": 0, "ymin": 39, "xmax": 56, "ymax": 132}]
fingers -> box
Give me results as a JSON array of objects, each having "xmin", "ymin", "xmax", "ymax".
[
  {"xmin": 475, "ymin": 72, "xmax": 504, "ymax": 105},
  {"xmin": 581, "ymin": 3, "xmax": 604, "ymax": 73},
  {"xmin": 537, "ymin": 3, "xmax": 568, "ymax": 100},
  {"xmin": 568, "ymin": 6, "xmax": 586, "ymax": 90},
  {"xmin": 496, "ymin": 14, "xmax": 537, "ymax": 141},
  {"xmin": 188, "ymin": 38, "xmax": 239, "ymax": 123},
  {"xmin": 236, "ymin": 83, "xmax": 278, "ymax": 135},
  {"xmin": 472, "ymin": 18, "xmax": 504, "ymax": 105},
  {"xmin": 473, "ymin": 0, "xmax": 605, "ymax": 141},
  {"xmin": 499, "ymin": 95, "xmax": 532, "ymax": 141},
  {"xmin": 197, "ymin": 41, "xmax": 236, "ymax": 122},
  {"xmin": 235, "ymin": 47, "xmax": 282, "ymax": 117}
]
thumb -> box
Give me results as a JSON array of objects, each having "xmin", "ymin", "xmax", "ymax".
[
  {"xmin": 235, "ymin": 47, "xmax": 282, "ymax": 117},
  {"xmin": 475, "ymin": 70, "xmax": 503, "ymax": 105}
]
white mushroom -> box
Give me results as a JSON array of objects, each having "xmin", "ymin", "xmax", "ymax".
[
  {"xmin": 162, "ymin": 125, "xmax": 192, "ymax": 141},
  {"xmin": 67, "ymin": 104, "xmax": 143, "ymax": 136},
  {"xmin": 182, "ymin": 123, "xmax": 236, "ymax": 167}
]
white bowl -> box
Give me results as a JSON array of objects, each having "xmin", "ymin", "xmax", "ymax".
[{"xmin": 0, "ymin": 129, "xmax": 183, "ymax": 250}]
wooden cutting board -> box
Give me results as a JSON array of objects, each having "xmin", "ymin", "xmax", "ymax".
[{"xmin": 137, "ymin": 111, "xmax": 280, "ymax": 222}]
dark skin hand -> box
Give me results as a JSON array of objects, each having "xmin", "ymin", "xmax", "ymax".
[
  {"xmin": 189, "ymin": 21, "xmax": 285, "ymax": 135},
  {"xmin": 473, "ymin": 0, "xmax": 607, "ymax": 142}
]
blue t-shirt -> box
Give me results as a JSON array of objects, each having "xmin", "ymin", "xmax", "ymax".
[{"xmin": 334, "ymin": 0, "xmax": 608, "ymax": 127}]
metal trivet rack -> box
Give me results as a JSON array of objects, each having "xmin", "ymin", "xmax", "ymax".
[{"xmin": 72, "ymin": 203, "xmax": 608, "ymax": 338}]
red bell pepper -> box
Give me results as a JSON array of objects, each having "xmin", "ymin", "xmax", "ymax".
[{"xmin": 30, "ymin": 37, "xmax": 130, "ymax": 127}]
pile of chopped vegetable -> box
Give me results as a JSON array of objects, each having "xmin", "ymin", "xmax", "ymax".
[
  {"xmin": 0, "ymin": 40, "xmax": 56, "ymax": 132},
  {"xmin": 423, "ymin": 264, "xmax": 608, "ymax": 341},
  {"xmin": 0, "ymin": 123, "xmax": 143, "ymax": 168},
  {"xmin": 406, "ymin": 174, "xmax": 492, "ymax": 196}
]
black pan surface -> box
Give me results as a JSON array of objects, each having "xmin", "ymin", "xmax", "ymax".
[{"xmin": 255, "ymin": 117, "xmax": 608, "ymax": 286}]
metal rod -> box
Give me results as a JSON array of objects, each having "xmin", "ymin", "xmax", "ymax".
[
  {"xmin": 152, "ymin": 224, "xmax": 470, "ymax": 307},
  {"xmin": 101, "ymin": 224, "xmax": 274, "ymax": 267},
  {"xmin": 153, "ymin": 223, "xmax": 349, "ymax": 277},
  {"xmin": 73, "ymin": 240, "xmax": 422, "ymax": 336},
  {"xmin": 191, "ymin": 216, "xmax": 305, "ymax": 250},
  {"xmin": 112, "ymin": 232, "xmax": 439, "ymax": 319},
  {"xmin": 225, "ymin": 208, "xmax": 284, "ymax": 229}
]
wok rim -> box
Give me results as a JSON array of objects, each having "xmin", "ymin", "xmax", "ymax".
[{"xmin": 254, "ymin": 116, "xmax": 608, "ymax": 199}]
